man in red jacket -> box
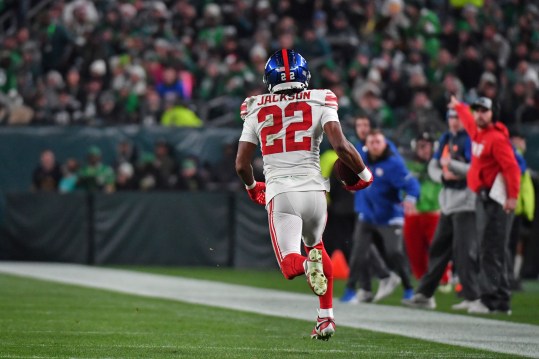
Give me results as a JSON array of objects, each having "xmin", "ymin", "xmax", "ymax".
[{"xmin": 449, "ymin": 96, "xmax": 521, "ymax": 314}]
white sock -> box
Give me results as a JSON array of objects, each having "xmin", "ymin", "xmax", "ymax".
[{"xmin": 319, "ymin": 308, "xmax": 333, "ymax": 318}]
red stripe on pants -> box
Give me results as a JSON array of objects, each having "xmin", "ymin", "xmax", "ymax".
[{"xmin": 268, "ymin": 200, "xmax": 283, "ymax": 265}]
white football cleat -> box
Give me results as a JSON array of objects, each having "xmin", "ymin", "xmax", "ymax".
[
  {"xmin": 467, "ymin": 300, "xmax": 491, "ymax": 314},
  {"xmin": 451, "ymin": 299, "xmax": 480, "ymax": 311},
  {"xmin": 311, "ymin": 315, "xmax": 336, "ymax": 340},
  {"xmin": 467, "ymin": 300, "xmax": 511, "ymax": 315},
  {"xmin": 401, "ymin": 293, "xmax": 436, "ymax": 309},
  {"xmin": 305, "ymin": 249, "xmax": 327, "ymax": 296},
  {"xmin": 373, "ymin": 272, "xmax": 401, "ymax": 302},
  {"xmin": 357, "ymin": 289, "xmax": 374, "ymax": 303}
]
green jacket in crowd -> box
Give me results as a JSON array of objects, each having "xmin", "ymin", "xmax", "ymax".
[
  {"xmin": 77, "ymin": 163, "xmax": 115, "ymax": 191},
  {"xmin": 406, "ymin": 159, "xmax": 442, "ymax": 213}
]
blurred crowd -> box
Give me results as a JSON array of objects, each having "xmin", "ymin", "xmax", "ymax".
[
  {"xmin": 0, "ymin": 0, "xmax": 538, "ymax": 132},
  {"xmin": 31, "ymin": 139, "xmax": 252, "ymax": 193}
]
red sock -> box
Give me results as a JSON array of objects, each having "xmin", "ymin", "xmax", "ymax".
[
  {"xmin": 305, "ymin": 242, "xmax": 333, "ymax": 309},
  {"xmin": 280, "ymin": 253, "xmax": 307, "ymax": 279}
]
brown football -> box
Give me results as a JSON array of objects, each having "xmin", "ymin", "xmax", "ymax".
[{"xmin": 333, "ymin": 158, "xmax": 358, "ymax": 186}]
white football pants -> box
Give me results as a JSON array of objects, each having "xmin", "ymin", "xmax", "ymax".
[{"xmin": 267, "ymin": 191, "xmax": 327, "ymax": 263}]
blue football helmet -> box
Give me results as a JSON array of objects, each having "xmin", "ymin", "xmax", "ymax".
[{"xmin": 263, "ymin": 49, "xmax": 311, "ymax": 93}]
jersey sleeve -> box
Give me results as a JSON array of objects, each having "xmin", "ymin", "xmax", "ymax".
[
  {"xmin": 240, "ymin": 100, "xmax": 248, "ymax": 120},
  {"xmin": 238, "ymin": 112, "xmax": 259, "ymax": 145},
  {"xmin": 319, "ymin": 90, "xmax": 339, "ymax": 127},
  {"xmin": 240, "ymin": 96, "xmax": 257, "ymax": 121},
  {"xmin": 320, "ymin": 106, "xmax": 339, "ymax": 128},
  {"xmin": 239, "ymin": 96, "xmax": 259, "ymax": 144},
  {"xmin": 324, "ymin": 90, "xmax": 339, "ymax": 111}
]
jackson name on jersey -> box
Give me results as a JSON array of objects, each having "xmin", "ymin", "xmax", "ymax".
[{"xmin": 239, "ymin": 89, "xmax": 339, "ymax": 203}]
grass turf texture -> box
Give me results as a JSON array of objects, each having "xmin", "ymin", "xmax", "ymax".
[
  {"xmin": 0, "ymin": 272, "xmax": 524, "ymax": 359},
  {"xmin": 129, "ymin": 266, "xmax": 539, "ymax": 326}
]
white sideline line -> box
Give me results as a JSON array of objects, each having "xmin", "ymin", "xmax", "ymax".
[{"xmin": 0, "ymin": 262, "xmax": 538, "ymax": 358}]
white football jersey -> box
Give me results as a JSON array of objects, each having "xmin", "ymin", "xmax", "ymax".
[{"xmin": 239, "ymin": 89, "xmax": 340, "ymax": 204}]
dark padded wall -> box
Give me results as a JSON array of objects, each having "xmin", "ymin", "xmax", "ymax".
[
  {"xmin": 93, "ymin": 192, "xmax": 230, "ymax": 266},
  {"xmin": 0, "ymin": 193, "xmax": 89, "ymax": 262},
  {"xmin": 233, "ymin": 193, "xmax": 276, "ymax": 269}
]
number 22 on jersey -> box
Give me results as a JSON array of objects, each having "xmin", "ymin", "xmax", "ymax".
[{"xmin": 258, "ymin": 102, "xmax": 312, "ymax": 155}]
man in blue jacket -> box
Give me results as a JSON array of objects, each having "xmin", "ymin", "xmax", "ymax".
[
  {"xmin": 353, "ymin": 115, "xmax": 403, "ymax": 162},
  {"xmin": 341, "ymin": 116, "xmax": 404, "ymax": 303},
  {"xmin": 344, "ymin": 129, "xmax": 420, "ymax": 301}
]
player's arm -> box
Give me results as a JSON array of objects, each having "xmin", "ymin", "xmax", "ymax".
[
  {"xmin": 324, "ymin": 121, "xmax": 365, "ymax": 173},
  {"xmin": 235, "ymin": 141, "xmax": 257, "ymax": 187},
  {"xmin": 323, "ymin": 121, "xmax": 372, "ymax": 190},
  {"xmin": 235, "ymin": 141, "xmax": 266, "ymax": 206},
  {"xmin": 321, "ymin": 90, "xmax": 365, "ymax": 172}
]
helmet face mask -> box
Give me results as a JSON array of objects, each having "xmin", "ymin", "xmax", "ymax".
[{"xmin": 263, "ymin": 49, "xmax": 311, "ymax": 93}]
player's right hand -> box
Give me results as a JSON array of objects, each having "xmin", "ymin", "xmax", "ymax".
[
  {"xmin": 344, "ymin": 176, "xmax": 373, "ymax": 192},
  {"xmin": 246, "ymin": 182, "xmax": 266, "ymax": 205}
]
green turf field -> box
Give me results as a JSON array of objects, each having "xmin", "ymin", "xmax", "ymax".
[
  {"xmin": 129, "ymin": 266, "xmax": 539, "ymax": 326},
  {"xmin": 0, "ymin": 270, "xmax": 535, "ymax": 358}
]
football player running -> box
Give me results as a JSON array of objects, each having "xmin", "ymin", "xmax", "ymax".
[{"xmin": 236, "ymin": 49, "xmax": 373, "ymax": 340}]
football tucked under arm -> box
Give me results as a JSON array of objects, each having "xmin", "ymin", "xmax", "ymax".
[
  {"xmin": 323, "ymin": 116, "xmax": 371, "ymax": 190},
  {"xmin": 334, "ymin": 158, "xmax": 359, "ymax": 186},
  {"xmin": 334, "ymin": 158, "xmax": 373, "ymax": 191}
]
